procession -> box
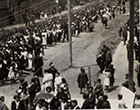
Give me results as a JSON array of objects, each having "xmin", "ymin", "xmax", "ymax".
[{"xmin": 0, "ymin": 0, "xmax": 140, "ymax": 110}]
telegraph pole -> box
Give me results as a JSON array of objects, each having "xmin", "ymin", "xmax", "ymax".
[
  {"xmin": 68, "ymin": 0, "xmax": 73, "ymax": 67},
  {"xmin": 128, "ymin": 0, "xmax": 135, "ymax": 92}
]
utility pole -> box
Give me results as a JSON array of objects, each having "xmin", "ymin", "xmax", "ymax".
[
  {"xmin": 68, "ymin": 0, "xmax": 73, "ymax": 67},
  {"xmin": 128, "ymin": 0, "xmax": 135, "ymax": 92},
  {"xmin": 88, "ymin": 67, "xmax": 91, "ymax": 86}
]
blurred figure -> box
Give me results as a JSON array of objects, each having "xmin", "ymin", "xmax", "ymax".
[
  {"xmin": 103, "ymin": 68, "xmax": 111, "ymax": 92},
  {"xmin": 108, "ymin": 64, "xmax": 115, "ymax": 87},
  {"xmin": 94, "ymin": 78, "xmax": 104, "ymax": 99},
  {"xmin": 81, "ymin": 93, "xmax": 90, "ymax": 109},
  {"xmin": 77, "ymin": 67, "xmax": 89, "ymax": 94},
  {"xmin": 44, "ymin": 62, "xmax": 58, "ymax": 91},
  {"xmin": 11, "ymin": 95, "xmax": 25, "ymax": 110},
  {"xmin": 118, "ymin": 94, "xmax": 127, "ymax": 108},
  {"xmin": 0, "ymin": 96, "xmax": 9, "ymax": 110},
  {"xmin": 101, "ymin": 95, "xmax": 111, "ymax": 109},
  {"xmin": 71, "ymin": 100, "xmax": 80, "ymax": 109},
  {"xmin": 135, "ymin": 63, "xmax": 140, "ymax": 87},
  {"xmin": 133, "ymin": 94, "xmax": 140, "ymax": 108},
  {"xmin": 88, "ymin": 87, "xmax": 96, "ymax": 109},
  {"xmin": 122, "ymin": 74, "xmax": 136, "ymax": 92}
]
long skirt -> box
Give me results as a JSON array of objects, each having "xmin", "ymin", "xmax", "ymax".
[{"xmin": 104, "ymin": 78, "xmax": 110, "ymax": 86}]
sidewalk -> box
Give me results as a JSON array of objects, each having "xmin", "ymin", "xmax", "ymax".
[{"xmin": 98, "ymin": 41, "xmax": 140, "ymax": 108}]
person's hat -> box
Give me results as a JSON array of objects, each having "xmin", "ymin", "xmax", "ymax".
[
  {"xmin": 14, "ymin": 95, "xmax": 20, "ymax": 99},
  {"xmin": 17, "ymin": 89, "xmax": 22, "ymax": 94},
  {"xmin": 97, "ymin": 78, "xmax": 101, "ymax": 82},
  {"xmin": 49, "ymin": 62, "xmax": 54, "ymax": 67},
  {"xmin": 125, "ymin": 74, "xmax": 129, "ymax": 77},
  {"xmin": 80, "ymin": 67, "xmax": 85, "ymax": 73},
  {"xmin": 0, "ymin": 96, "xmax": 4, "ymax": 101}
]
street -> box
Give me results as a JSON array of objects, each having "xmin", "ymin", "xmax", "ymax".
[{"xmin": 0, "ymin": 4, "xmax": 132, "ymax": 108}]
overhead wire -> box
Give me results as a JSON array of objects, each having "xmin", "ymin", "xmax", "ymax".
[{"xmin": 0, "ymin": 0, "xmax": 56, "ymax": 21}]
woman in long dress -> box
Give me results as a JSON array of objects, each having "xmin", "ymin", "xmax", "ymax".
[
  {"xmin": 103, "ymin": 68, "xmax": 111, "ymax": 91},
  {"xmin": 41, "ymin": 72, "xmax": 53, "ymax": 92}
]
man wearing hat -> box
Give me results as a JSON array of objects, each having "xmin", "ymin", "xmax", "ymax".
[
  {"xmin": 0, "ymin": 96, "xmax": 9, "ymax": 110},
  {"xmin": 11, "ymin": 95, "xmax": 25, "ymax": 110}
]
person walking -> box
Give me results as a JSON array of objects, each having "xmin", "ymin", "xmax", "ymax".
[{"xmin": 77, "ymin": 67, "xmax": 89, "ymax": 94}]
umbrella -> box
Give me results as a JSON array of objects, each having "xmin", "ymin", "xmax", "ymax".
[
  {"xmin": 13, "ymin": 32, "xmax": 23, "ymax": 38},
  {"xmin": 9, "ymin": 42, "xmax": 20, "ymax": 49},
  {"xmin": 34, "ymin": 93, "xmax": 54, "ymax": 100}
]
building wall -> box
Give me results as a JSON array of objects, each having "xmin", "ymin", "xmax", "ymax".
[{"xmin": 0, "ymin": 0, "xmax": 67, "ymax": 27}]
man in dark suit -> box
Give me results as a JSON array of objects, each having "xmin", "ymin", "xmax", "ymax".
[{"xmin": 11, "ymin": 95, "xmax": 25, "ymax": 110}]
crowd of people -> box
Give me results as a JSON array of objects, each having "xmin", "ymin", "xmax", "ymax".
[
  {"xmin": 0, "ymin": 0, "xmax": 140, "ymax": 109},
  {"xmin": 0, "ymin": 1, "xmax": 118, "ymax": 85}
]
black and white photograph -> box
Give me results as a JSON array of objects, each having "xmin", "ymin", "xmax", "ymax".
[{"xmin": 0, "ymin": 0, "xmax": 139, "ymax": 109}]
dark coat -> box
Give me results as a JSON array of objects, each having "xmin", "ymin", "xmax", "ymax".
[
  {"xmin": 77, "ymin": 72, "xmax": 88, "ymax": 88},
  {"xmin": 105, "ymin": 51, "xmax": 112, "ymax": 63},
  {"xmin": 47, "ymin": 32, "xmax": 53, "ymax": 45},
  {"xmin": 81, "ymin": 99, "xmax": 90, "ymax": 109},
  {"xmin": 56, "ymin": 91, "xmax": 69, "ymax": 102},
  {"xmin": 88, "ymin": 92, "xmax": 96, "ymax": 109},
  {"xmin": 110, "ymin": 68, "xmax": 115, "ymax": 85},
  {"xmin": 34, "ymin": 56, "xmax": 43, "ymax": 76},
  {"xmin": 101, "ymin": 100, "xmax": 111, "ymax": 109},
  {"xmin": 28, "ymin": 82, "xmax": 37, "ymax": 95},
  {"xmin": 11, "ymin": 101, "xmax": 25, "ymax": 110},
  {"xmin": 0, "ymin": 102, "xmax": 9, "ymax": 110}
]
